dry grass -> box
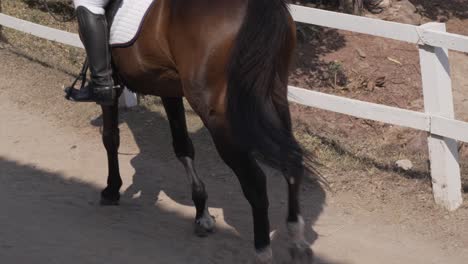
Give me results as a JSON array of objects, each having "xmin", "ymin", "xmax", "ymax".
[{"xmin": 1, "ymin": 0, "xmax": 83, "ymax": 74}]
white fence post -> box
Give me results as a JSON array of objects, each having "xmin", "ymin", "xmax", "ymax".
[{"xmin": 419, "ymin": 22, "xmax": 463, "ymax": 211}]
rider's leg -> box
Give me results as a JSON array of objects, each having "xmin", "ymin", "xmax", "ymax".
[
  {"xmin": 74, "ymin": 0, "xmax": 110, "ymax": 15},
  {"xmin": 68, "ymin": 0, "xmax": 115, "ymax": 105}
]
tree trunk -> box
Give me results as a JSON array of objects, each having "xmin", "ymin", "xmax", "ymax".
[
  {"xmin": 364, "ymin": 0, "xmax": 392, "ymax": 14},
  {"xmin": 353, "ymin": 0, "xmax": 364, "ymax": 15},
  {"xmin": 340, "ymin": 0, "xmax": 364, "ymax": 15}
]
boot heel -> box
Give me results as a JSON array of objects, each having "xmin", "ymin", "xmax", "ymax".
[{"xmin": 95, "ymin": 86, "xmax": 117, "ymax": 106}]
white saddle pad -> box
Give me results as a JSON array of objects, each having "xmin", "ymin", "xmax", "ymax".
[{"xmin": 109, "ymin": 0, "xmax": 156, "ymax": 46}]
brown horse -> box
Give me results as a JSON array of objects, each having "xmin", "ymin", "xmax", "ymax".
[{"xmin": 97, "ymin": 0, "xmax": 315, "ymax": 262}]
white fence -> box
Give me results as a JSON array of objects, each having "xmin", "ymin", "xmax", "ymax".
[{"xmin": 1, "ymin": 5, "xmax": 467, "ymax": 210}]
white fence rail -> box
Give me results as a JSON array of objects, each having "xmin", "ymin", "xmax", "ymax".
[{"xmin": 1, "ymin": 5, "xmax": 467, "ymax": 210}]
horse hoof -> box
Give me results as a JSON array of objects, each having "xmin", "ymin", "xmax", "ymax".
[
  {"xmin": 289, "ymin": 241, "xmax": 314, "ymax": 264},
  {"xmin": 194, "ymin": 214, "xmax": 216, "ymax": 237},
  {"xmin": 100, "ymin": 188, "xmax": 120, "ymax": 206},
  {"xmin": 255, "ymin": 247, "xmax": 273, "ymax": 264}
]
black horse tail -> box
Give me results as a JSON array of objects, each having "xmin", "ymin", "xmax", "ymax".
[{"xmin": 227, "ymin": 0, "xmax": 318, "ymax": 180}]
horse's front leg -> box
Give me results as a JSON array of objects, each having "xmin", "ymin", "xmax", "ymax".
[
  {"xmin": 100, "ymin": 104, "xmax": 122, "ymax": 205},
  {"xmin": 162, "ymin": 97, "xmax": 215, "ymax": 236}
]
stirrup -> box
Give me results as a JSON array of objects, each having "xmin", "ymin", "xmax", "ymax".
[
  {"xmin": 65, "ymin": 58, "xmax": 89, "ymax": 100},
  {"xmin": 65, "ymin": 59, "xmax": 121, "ymax": 105}
]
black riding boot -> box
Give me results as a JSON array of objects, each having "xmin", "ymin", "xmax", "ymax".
[{"xmin": 66, "ymin": 6, "xmax": 116, "ymax": 105}]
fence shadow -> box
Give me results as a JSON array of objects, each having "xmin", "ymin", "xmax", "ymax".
[
  {"xmin": 408, "ymin": 0, "xmax": 468, "ymax": 20},
  {"xmin": 292, "ymin": 23, "xmax": 348, "ymax": 89}
]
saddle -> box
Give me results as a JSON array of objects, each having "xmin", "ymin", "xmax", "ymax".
[{"xmin": 106, "ymin": 0, "xmax": 157, "ymax": 47}]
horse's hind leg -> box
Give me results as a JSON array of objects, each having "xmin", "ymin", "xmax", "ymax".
[
  {"xmin": 284, "ymin": 158, "xmax": 313, "ymax": 262},
  {"xmin": 207, "ymin": 123, "xmax": 272, "ymax": 263},
  {"xmin": 100, "ymin": 104, "xmax": 122, "ymax": 205},
  {"xmin": 162, "ymin": 97, "xmax": 215, "ymax": 236}
]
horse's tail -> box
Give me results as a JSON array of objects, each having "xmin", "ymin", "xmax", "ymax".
[{"xmin": 226, "ymin": 0, "xmax": 317, "ymax": 179}]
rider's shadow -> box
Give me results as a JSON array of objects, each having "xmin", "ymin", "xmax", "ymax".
[{"xmin": 91, "ymin": 100, "xmax": 327, "ymax": 261}]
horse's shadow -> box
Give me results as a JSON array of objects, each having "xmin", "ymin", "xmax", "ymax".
[{"xmin": 91, "ymin": 99, "xmax": 328, "ymax": 261}]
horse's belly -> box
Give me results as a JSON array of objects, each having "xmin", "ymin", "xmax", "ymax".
[{"xmin": 123, "ymin": 70, "xmax": 184, "ymax": 97}]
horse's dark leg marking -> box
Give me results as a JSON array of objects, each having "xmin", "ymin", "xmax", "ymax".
[
  {"xmin": 285, "ymin": 164, "xmax": 313, "ymax": 262},
  {"xmin": 162, "ymin": 97, "xmax": 215, "ymax": 236},
  {"xmin": 100, "ymin": 104, "xmax": 122, "ymax": 205},
  {"xmin": 286, "ymin": 169, "xmax": 304, "ymax": 239},
  {"xmin": 284, "ymin": 157, "xmax": 303, "ymax": 224},
  {"xmin": 207, "ymin": 123, "xmax": 271, "ymax": 261}
]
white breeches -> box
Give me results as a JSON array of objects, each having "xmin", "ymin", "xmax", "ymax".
[{"xmin": 73, "ymin": 0, "xmax": 111, "ymax": 15}]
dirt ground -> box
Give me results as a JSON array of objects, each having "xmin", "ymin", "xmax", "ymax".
[{"xmin": 1, "ymin": 0, "xmax": 468, "ymax": 263}]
